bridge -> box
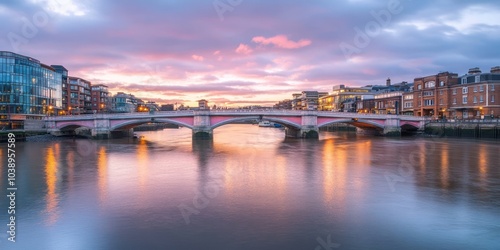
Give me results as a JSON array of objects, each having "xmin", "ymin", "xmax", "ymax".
[{"xmin": 44, "ymin": 110, "xmax": 427, "ymax": 139}]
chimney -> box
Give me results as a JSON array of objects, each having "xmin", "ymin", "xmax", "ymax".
[
  {"xmin": 468, "ymin": 67, "xmax": 481, "ymax": 74},
  {"xmin": 491, "ymin": 66, "xmax": 500, "ymax": 74},
  {"xmin": 386, "ymin": 78, "xmax": 391, "ymax": 86}
]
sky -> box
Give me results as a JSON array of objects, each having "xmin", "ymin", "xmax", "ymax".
[{"xmin": 1, "ymin": 0, "xmax": 500, "ymax": 107}]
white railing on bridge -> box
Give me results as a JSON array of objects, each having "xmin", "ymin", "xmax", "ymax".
[{"xmin": 46, "ymin": 109, "xmax": 428, "ymax": 122}]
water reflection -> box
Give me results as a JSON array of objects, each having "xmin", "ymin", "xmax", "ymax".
[
  {"xmin": 66, "ymin": 151, "xmax": 75, "ymax": 191},
  {"xmin": 321, "ymin": 139, "xmax": 338, "ymax": 206},
  {"xmin": 137, "ymin": 139, "xmax": 149, "ymax": 190},
  {"xmin": 97, "ymin": 146, "xmax": 108, "ymax": 206},
  {"xmin": 44, "ymin": 144, "xmax": 59, "ymax": 225},
  {"xmin": 440, "ymin": 143, "xmax": 450, "ymax": 189},
  {"xmin": 478, "ymin": 143, "xmax": 488, "ymax": 188},
  {"xmin": 4, "ymin": 126, "xmax": 500, "ymax": 250}
]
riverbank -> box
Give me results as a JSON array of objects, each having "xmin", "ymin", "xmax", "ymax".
[{"xmin": 425, "ymin": 120, "xmax": 500, "ymax": 139}]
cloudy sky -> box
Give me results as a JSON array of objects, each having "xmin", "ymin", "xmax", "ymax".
[{"xmin": 1, "ymin": 0, "xmax": 500, "ymax": 107}]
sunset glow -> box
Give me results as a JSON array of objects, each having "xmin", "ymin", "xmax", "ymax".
[{"xmin": 2, "ymin": 0, "xmax": 500, "ymax": 106}]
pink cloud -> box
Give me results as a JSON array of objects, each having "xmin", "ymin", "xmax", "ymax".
[
  {"xmin": 192, "ymin": 54, "xmax": 204, "ymax": 61},
  {"xmin": 252, "ymin": 35, "xmax": 312, "ymax": 49},
  {"xmin": 235, "ymin": 43, "xmax": 253, "ymax": 54}
]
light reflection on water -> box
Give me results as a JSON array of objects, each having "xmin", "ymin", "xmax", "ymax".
[{"xmin": 0, "ymin": 125, "xmax": 499, "ymax": 249}]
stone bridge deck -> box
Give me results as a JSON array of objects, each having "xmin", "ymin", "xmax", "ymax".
[{"xmin": 45, "ymin": 110, "xmax": 427, "ymax": 139}]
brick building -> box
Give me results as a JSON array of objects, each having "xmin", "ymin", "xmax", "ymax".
[
  {"xmin": 91, "ymin": 84, "xmax": 109, "ymax": 113},
  {"xmin": 67, "ymin": 76, "xmax": 92, "ymax": 114},
  {"xmin": 447, "ymin": 67, "xmax": 500, "ymax": 119},
  {"xmin": 413, "ymin": 72, "xmax": 458, "ymax": 118}
]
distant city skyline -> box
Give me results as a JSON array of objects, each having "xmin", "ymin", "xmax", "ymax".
[{"xmin": 1, "ymin": 0, "xmax": 500, "ymax": 107}]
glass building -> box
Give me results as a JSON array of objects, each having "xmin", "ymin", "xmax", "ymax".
[{"xmin": 0, "ymin": 51, "xmax": 62, "ymax": 117}]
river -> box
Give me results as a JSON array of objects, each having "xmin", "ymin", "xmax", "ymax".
[{"xmin": 1, "ymin": 124, "xmax": 499, "ymax": 249}]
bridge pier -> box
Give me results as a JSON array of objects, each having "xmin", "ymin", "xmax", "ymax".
[
  {"xmin": 300, "ymin": 111, "xmax": 319, "ymax": 138},
  {"xmin": 382, "ymin": 118, "xmax": 401, "ymax": 136},
  {"xmin": 91, "ymin": 128, "xmax": 111, "ymax": 139},
  {"xmin": 193, "ymin": 111, "xmax": 213, "ymax": 140},
  {"xmin": 192, "ymin": 128, "xmax": 213, "ymax": 139}
]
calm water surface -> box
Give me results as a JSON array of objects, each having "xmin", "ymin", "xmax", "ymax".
[{"xmin": 1, "ymin": 125, "xmax": 500, "ymax": 249}]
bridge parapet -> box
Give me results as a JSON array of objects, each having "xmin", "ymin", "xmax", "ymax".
[{"xmin": 45, "ymin": 110, "xmax": 428, "ymax": 140}]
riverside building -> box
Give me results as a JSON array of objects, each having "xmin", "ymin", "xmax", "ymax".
[{"xmin": 0, "ymin": 51, "xmax": 62, "ymax": 129}]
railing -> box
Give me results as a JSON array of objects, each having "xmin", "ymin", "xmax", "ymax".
[
  {"xmin": 45, "ymin": 109, "xmax": 427, "ymax": 121},
  {"xmin": 428, "ymin": 118, "xmax": 500, "ymax": 124}
]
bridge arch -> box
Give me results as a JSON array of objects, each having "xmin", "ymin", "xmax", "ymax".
[
  {"xmin": 210, "ymin": 116, "xmax": 259, "ymax": 130},
  {"xmin": 210, "ymin": 116, "xmax": 302, "ymax": 130},
  {"xmin": 59, "ymin": 124, "xmax": 92, "ymax": 131},
  {"xmin": 262, "ymin": 117, "xmax": 302, "ymax": 129},
  {"xmin": 318, "ymin": 119, "xmax": 384, "ymax": 130},
  {"xmin": 110, "ymin": 118, "xmax": 194, "ymax": 131}
]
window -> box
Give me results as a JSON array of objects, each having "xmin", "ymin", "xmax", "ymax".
[
  {"xmin": 475, "ymin": 75, "xmax": 480, "ymax": 83},
  {"xmin": 440, "ymin": 81, "xmax": 444, "ymax": 86},
  {"xmin": 424, "ymin": 99, "xmax": 434, "ymax": 106},
  {"xmin": 425, "ymin": 81, "xmax": 435, "ymax": 88},
  {"xmin": 462, "ymin": 96, "xmax": 467, "ymax": 104},
  {"xmin": 473, "ymin": 96, "xmax": 477, "ymax": 103},
  {"xmin": 463, "ymin": 111, "xmax": 468, "ymax": 118},
  {"xmin": 474, "ymin": 86, "xmax": 478, "ymax": 92},
  {"xmin": 439, "ymin": 90, "xmax": 444, "ymax": 95},
  {"xmin": 479, "ymin": 85, "xmax": 484, "ymax": 92},
  {"xmin": 418, "ymin": 101, "xmax": 421, "ymax": 107},
  {"xmin": 480, "ymin": 95, "xmax": 484, "ymax": 103},
  {"xmin": 491, "ymin": 84, "xmax": 495, "ymax": 91},
  {"xmin": 452, "ymin": 89, "xmax": 457, "ymax": 95},
  {"xmin": 452, "ymin": 98, "xmax": 456, "ymax": 104},
  {"xmin": 462, "ymin": 87, "xmax": 468, "ymax": 94},
  {"xmin": 493, "ymin": 95, "xmax": 495, "ymax": 103},
  {"xmin": 439, "ymin": 99, "xmax": 443, "ymax": 105},
  {"xmin": 404, "ymin": 102, "xmax": 413, "ymax": 108},
  {"xmin": 423, "ymin": 91, "xmax": 434, "ymax": 96},
  {"xmin": 417, "ymin": 84, "xmax": 422, "ymax": 90},
  {"xmin": 461, "ymin": 78, "xmax": 467, "ymax": 84}
]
